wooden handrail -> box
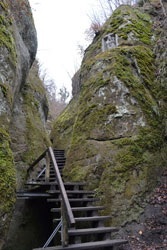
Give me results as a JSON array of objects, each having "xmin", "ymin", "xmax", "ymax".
[
  {"xmin": 27, "ymin": 148, "xmax": 48, "ymax": 173},
  {"xmin": 48, "ymin": 147, "xmax": 75, "ymax": 225}
]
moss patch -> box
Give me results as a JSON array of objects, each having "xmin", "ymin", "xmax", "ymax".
[
  {"xmin": 51, "ymin": 97, "xmax": 80, "ymax": 151},
  {"xmin": 9, "ymin": 63, "xmax": 50, "ymax": 190},
  {"xmin": 0, "ymin": 128, "xmax": 16, "ymax": 220},
  {"xmin": 21, "ymin": 75, "xmax": 50, "ymax": 165},
  {"xmin": 0, "ymin": 82, "xmax": 8, "ymax": 97},
  {"xmin": 0, "ymin": 13, "xmax": 17, "ymax": 67}
]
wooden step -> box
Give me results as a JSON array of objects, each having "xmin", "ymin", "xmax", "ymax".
[
  {"xmin": 53, "ymin": 149, "xmax": 65, "ymax": 152},
  {"xmin": 54, "ymin": 155, "xmax": 65, "ymax": 157},
  {"xmin": 51, "ymin": 160, "xmax": 65, "ymax": 163},
  {"xmin": 33, "ymin": 239, "xmax": 128, "ymax": 250},
  {"xmin": 52, "ymin": 156, "xmax": 66, "ymax": 159},
  {"xmin": 54, "ymin": 152, "xmax": 65, "ymax": 153},
  {"xmin": 36, "ymin": 171, "xmax": 62, "ymax": 176},
  {"xmin": 74, "ymin": 215, "xmax": 111, "ymax": 222},
  {"xmin": 17, "ymin": 197, "xmax": 30, "ymax": 200},
  {"xmin": 53, "ymin": 157, "xmax": 66, "ymax": 159},
  {"xmin": 49, "ymin": 169, "xmax": 63, "ymax": 174},
  {"xmin": 49, "ymin": 174, "xmax": 57, "ymax": 177},
  {"xmin": 50, "ymin": 163, "xmax": 65, "ymax": 166},
  {"xmin": 68, "ymin": 227, "xmax": 118, "ymax": 236},
  {"xmin": 26, "ymin": 182, "xmax": 85, "ymax": 187},
  {"xmin": 50, "ymin": 163, "xmax": 64, "ymax": 171},
  {"xmin": 35, "ymin": 177, "xmax": 63, "ymax": 183},
  {"xmin": 48, "ymin": 190, "xmax": 94, "ymax": 195},
  {"xmin": 54, "ymin": 216, "xmax": 111, "ymax": 223},
  {"xmin": 54, "ymin": 152, "xmax": 65, "ymax": 155},
  {"xmin": 51, "ymin": 206, "xmax": 104, "ymax": 213},
  {"xmin": 47, "ymin": 197, "xmax": 97, "ymax": 203},
  {"xmin": 26, "ymin": 181, "xmax": 56, "ymax": 186},
  {"xmin": 50, "ymin": 167, "xmax": 64, "ymax": 171},
  {"xmin": 17, "ymin": 192, "xmax": 51, "ymax": 198},
  {"xmin": 36, "ymin": 167, "xmax": 64, "ymax": 174},
  {"xmin": 49, "ymin": 171, "xmax": 63, "ymax": 174},
  {"xmin": 38, "ymin": 177, "xmax": 57, "ymax": 181}
]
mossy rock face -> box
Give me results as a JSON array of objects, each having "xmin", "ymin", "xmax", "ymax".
[
  {"xmin": 3, "ymin": 64, "xmax": 50, "ymax": 250},
  {"xmin": 80, "ymin": 5, "xmax": 152, "ymax": 85},
  {"xmin": 0, "ymin": 1, "xmax": 44, "ymax": 248},
  {"xmin": 0, "ymin": 2, "xmax": 16, "ymax": 129},
  {"xmin": 52, "ymin": 5, "xmax": 167, "ymax": 226},
  {"xmin": 0, "ymin": 128, "xmax": 16, "ymax": 249},
  {"xmin": 0, "ymin": 0, "xmax": 37, "ymax": 120},
  {"xmin": 0, "ymin": 11, "xmax": 16, "ymax": 66},
  {"xmin": 51, "ymin": 96, "xmax": 80, "ymax": 151},
  {"xmin": 10, "ymin": 63, "xmax": 50, "ymax": 189}
]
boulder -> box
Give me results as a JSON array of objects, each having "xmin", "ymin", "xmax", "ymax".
[{"xmin": 51, "ymin": 5, "xmax": 167, "ymax": 229}]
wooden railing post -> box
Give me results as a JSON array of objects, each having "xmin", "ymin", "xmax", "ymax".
[
  {"xmin": 45, "ymin": 151, "xmax": 50, "ymax": 182},
  {"xmin": 61, "ymin": 200, "xmax": 69, "ymax": 247}
]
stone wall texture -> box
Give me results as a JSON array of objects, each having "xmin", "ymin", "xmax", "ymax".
[
  {"xmin": 51, "ymin": 3, "xmax": 167, "ymax": 242},
  {"xmin": 0, "ymin": 1, "xmax": 50, "ymax": 248}
]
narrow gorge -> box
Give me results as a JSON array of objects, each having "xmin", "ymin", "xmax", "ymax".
[{"xmin": 0, "ymin": 0, "xmax": 167, "ymax": 249}]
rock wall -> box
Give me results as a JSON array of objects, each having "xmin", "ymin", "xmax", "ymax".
[
  {"xmin": 0, "ymin": 1, "xmax": 50, "ymax": 249},
  {"xmin": 51, "ymin": 2, "xmax": 167, "ymax": 235}
]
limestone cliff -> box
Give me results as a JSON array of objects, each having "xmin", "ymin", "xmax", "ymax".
[
  {"xmin": 51, "ymin": 2, "xmax": 167, "ymax": 243},
  {"xmin": 0, "ymin": 1, "xmax": 50, "ymax": 249}
]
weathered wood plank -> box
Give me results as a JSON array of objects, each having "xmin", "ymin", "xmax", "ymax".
[
  {"xmin": 54, "ymin": 216, "xmax": 111, "ymax": 223},
  {"xmin": 68, "ymin": 227, "xmax": 118, "ymax": 235},
  {"xmin": 45, "ymin": 152, "xmax": 50, "ymax": 182},
  {"xmin": 17, "ymin": 192, "xmax": 51, "ymax": 198},
  {"xmin": 51, "ymin": 206, "xmax": 104, "ymax": 213},
  {"xmin": 33, "ymin": 239, "xmax": 128, "ymax": 250},
  {"xmin": 27, "ymin": 149, "xmax": 48, "ymax": 172}
]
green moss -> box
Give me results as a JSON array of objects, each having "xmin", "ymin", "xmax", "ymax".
[
  {"xmin": 51, "ymin": 97, "xmax": 80, "ymax": 150},
  {"xmin": 64, "ymin": 164, "xmax": 87, "ymax": 182},
  {"xmin": 0, "ymin": 82, "xmax": 8, "ymax": 97},
  {"xmin": 0, "ymin": 13, "xmax": 17, "ymax": 67},
  {"xmin": 106, "ymin": 7, "xmax": 152, "ymax": 45},
  {"xmin": 23, "ymin": 115, "xmax": 50, "ymax": 164},
  {"xmin": 109, "ymin": 15, "xmax": 125, "ymax": 33},
  {"xmin": 26, "ymin": 68, "xmax": 47, "ymax": 97},
  {"xmin": 71, "ymin": 101, "xmax": 117, "ymax": 144},
  {"xmin": 109, "ymin": 46, "xmax": 158, "ymax": 121},
  {"xmin": 13, "ymin": 66, "xmax": 51, "ymax": 165},
  {"xmin": 23, "ymin": 90, "xmax": 39, "ymax": 110},
  {"xmin": 94, "ymin": 44, "xmax": 164, "ymax": 224},
  {"xmin": 0, "ymin": 128, "xmax": 16, "ymax": 217},
  {"xmin": 0, "ymin": 1, "xmax": 8, "ymax": 12},
  {"xmin": 0, "ymin": 80, "xmax": 13, "ymax": 107},
  {"xmin": 22, "ymin": 85, "xmax": 50, "ymax": 164}
]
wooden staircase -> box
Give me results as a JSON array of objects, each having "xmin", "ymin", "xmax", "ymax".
[{"xmin": 17, "ymin": 147, "xmax": 128, "ymax": 250}]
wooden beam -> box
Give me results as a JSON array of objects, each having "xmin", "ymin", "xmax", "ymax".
[
  {"xmin": 27, "ymin": 149, "xmax": 48, "ymax": 173},
  {"xmin": 61, "ymin": 200, "xmax": 69, "ymax": 246}
]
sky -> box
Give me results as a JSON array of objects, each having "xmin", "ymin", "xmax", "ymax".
[{"xmin": 29, "ymin": 0, "xmax": 101, "ymax": 98}]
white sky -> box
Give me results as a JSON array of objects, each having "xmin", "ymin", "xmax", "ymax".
[{"xmin": 29, "ymin": 0, "xmax": 100, "ymax": 98}]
